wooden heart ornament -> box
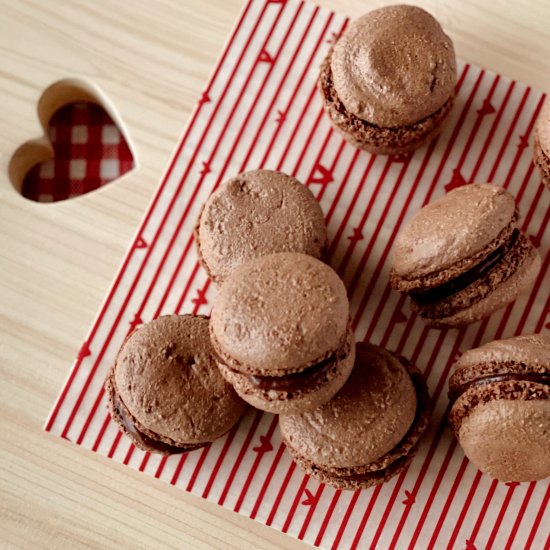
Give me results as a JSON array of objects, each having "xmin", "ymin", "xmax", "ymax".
[{"xmin": 9, "ymin": 79, "xmax": 135, "ymax": 202}]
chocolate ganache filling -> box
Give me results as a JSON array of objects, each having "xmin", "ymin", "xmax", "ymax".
[
  {"xmin": 246, "ymin": 353, "xmax": 338, "ymax": 392},
  {"xmin": 449, "ymin": 372, "xmax": 550, "ymax": 405},
  {"xmin": 112, "ymin": 393, "xmax": 195, "ymax": 454},
  {"xmin": 411, "ymin": 228, "xmax": 520, "ymax": 306}
]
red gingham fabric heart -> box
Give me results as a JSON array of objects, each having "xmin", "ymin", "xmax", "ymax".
[{"xmin": 22, "ymin": 102, "xmax": 134, "ymax": 202}]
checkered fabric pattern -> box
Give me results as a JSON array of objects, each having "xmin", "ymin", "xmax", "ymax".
[{"xmin": 21, "ymin": 102, "xmax": 134, "ymax": 202}]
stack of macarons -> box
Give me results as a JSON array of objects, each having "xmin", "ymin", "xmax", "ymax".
[
  {"xmin": 107, "ymin": 166, "xmax": 433, "ymax": 489},
  {"xmin": 105, "ymin": 3, "xmax": 549, "ymax": 491}
]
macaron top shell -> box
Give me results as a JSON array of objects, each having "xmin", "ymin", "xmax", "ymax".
[
  {"xmin": 197, "ymin": 170, "xmax": 327, "ymax": 283},
  {"xmin": 536, "ymin": 98, "xmax": 550, "ymax": 154},
  {"xmin": 210, "ymin": 253, "xmax": 349, "ymax": 376},
  {"xmin": 279, "ymin": 343, "xmax": 417, "ymax": 469},
  {"xmin": 331, "ymin": 5, "xmax": 456, "ymax": 128},
  {"xmin": 114, "ymin": 315, "xmax": 246, "ymax": 445},
  {"xmin": 454, "ymin": 333, "xmax": 550, "ymax": 376},
  {"xmin": 392, "ymin": 184, "xmax": 517, "ymax": 280}
]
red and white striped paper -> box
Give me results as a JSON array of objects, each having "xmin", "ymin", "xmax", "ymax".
[{"xmin": 46, "ymin": 0, "xmax": 550, "ymax": 547}]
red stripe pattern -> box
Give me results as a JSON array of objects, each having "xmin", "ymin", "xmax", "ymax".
[{"xmin": 45, "ymin": 0, "xmax": 550, "ymax": 547}]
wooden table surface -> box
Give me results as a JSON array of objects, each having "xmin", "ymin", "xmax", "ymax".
[{"xmin": 1, "ymin": 1, "xmax": 549, "ymax": 548}]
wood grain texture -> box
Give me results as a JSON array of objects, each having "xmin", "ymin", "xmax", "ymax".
[{"xmin": 0, "ymin": 0, "xmax": 548, "ymax": 548}]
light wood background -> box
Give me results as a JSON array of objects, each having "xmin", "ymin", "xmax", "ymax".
[{"xmin": 1, "ymin": 1, "xmax": 549, "ymax": 548}]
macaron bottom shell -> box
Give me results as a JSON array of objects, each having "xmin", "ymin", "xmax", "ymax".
[
  {"xmin": 217, "ymin": 327, "xmax": 356, "ymax": 415},
  {"xmin": 413, "ymin": 234, "xmax": 541, "ymax": 328},
  {"xmin": 450, "ymin": 383, "xmax": 550, "ymax": 482},
  {"xmin": 279, "ymin": 348, "xmax": 432, "ymax": 490},
  {"xmin": 319, "ymin": 51, "xmax": 454, "ymax": 156}
]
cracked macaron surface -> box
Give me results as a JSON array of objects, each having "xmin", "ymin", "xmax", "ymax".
[{"xmin": 196, "ymin": 169, "xmax": 327, "ymax": 284}]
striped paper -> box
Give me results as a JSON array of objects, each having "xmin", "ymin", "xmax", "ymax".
[{"xmin": 46, "ymin": 0, "xmax": 550, "ymax": 547}]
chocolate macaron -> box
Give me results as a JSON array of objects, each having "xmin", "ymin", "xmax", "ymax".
[
  {"xmin": 534, "ymin": 99, "xmax": 550, "ymax": 189},
  {"xmin": 390, "ymin": 184, "xmax": 541, "ymax": 328},
  {"xmin": 210, "ymin": 252, "xmax": 355, "ymax": 415},
  {"xmin": 196, "ymin": 169, "xmax": 327, "ymax": 284},
  {"xmin": 106, "ymin": 314, "xmax": 247, "ymax": 454},
  {"xmin": 449, "ymin": 334, "xmax": 550, "ymax": 481},
  {"xmin": 279, "ymin": 342, "xmax": 431, "ymax": 490},
  {"xmin": 320, "ymin": 5, "xmax": 456, "ymax": 155}
]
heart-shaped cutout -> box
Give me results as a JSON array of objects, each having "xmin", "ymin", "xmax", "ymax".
[{"xmin": 9, "ymin": 79, "xmax": 135, "ymax": 203}]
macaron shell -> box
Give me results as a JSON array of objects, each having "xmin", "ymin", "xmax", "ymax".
[
  {"xmin": 392, "ymin": 184, "xmax": 517, "ymax": 280},
  {"xmin": 330, "ymin": 5, "xmax": 456, "ymax": 127},
  {"xmin": 319, "ymin": 51, "xmax": 454, "ymax": 155},
  {"xmin": 106, "ymin": 372, "xmax": 204, "ymax": 454},
  {"xmin": 279, "ymin": 344, "xmax": 417, "ymax": 470},
  {"xmin": 457, "ymin": 398, "xmax": 550, "ymax": 482},
  {"xmin": 534, "ymin": 135, "xmax": 550, "ymax": 189},
  {"xmin": 210, "ymin": 253, "xmax": 349, "ymax": 375},
  {"xmin": 196, "ymin": 170, "xmax": 327, "ymax": 283},
  {"xmin": 536, "ymin": 98, "xmax": 550, "ymax": 155},
  {"xmin": 217, "ymin": 327, "xmax": 355, "ymax": 415},
  {"xmin": 453, "ymin": 333, "xmax": 550, "ymax": 381},
  {"xmin": 286, "ymin": 441, "xmax": 418, "ymax": 491},
  {"xmin": 420, "ymin": 244, "xmax": 540, "ymax": 328},
  {"xmin": 113, "ymin": 315, "xmax": 247, "ymax": 446}
]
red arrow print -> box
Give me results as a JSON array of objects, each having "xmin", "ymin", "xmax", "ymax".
[
  {"xmin": 402, "ymin": 490, "xmax": 415, "ymax": 506},
  {"xmin": 392, "ymin": 309, "xmax": 407, "ymax": 324},
  {"xmin": 198, "ymin": 91, "xmax": 211, "ymax": 106},
  {"xmin": 275, "ymin": 109, "xmax": 286, "ymax": 124},
  {"xmin": 518, "ymin": 134, "xmax": 529, "ymax": 150},
  {"xmin": 326, "ymin": 30, "xmax": 341, "ymax": 44},
  {"xmin": 77, "ymin": 341, "xmax": 91, "ymax": 361},
  {"xmin": 445, "ymin": 168, "xmax": 467, "ymax": 192},
  {"xmin": 252, "ymin": 435, "xmax": 273, "ymax": 454},
  {"xmin": 301, "ymin": 488, "xmax": 318, "ymax": 506},
  {"xmin": 192, "ymin": 286, "xmax": 208, "ymax": 308},
  {"xmin": 389, "ymin": 153, "xmax": 411, "ymax": 163},
  {"xmin": 129, "ymin": 313, "xmax": 143, "ymax": 333},
  {"xmin": 258, "ymin": 49, "xmax": 275, "ymax": 63},
  {"xmin": 348, "ymin": 227, "xmax": 364, "ymax": 242},
  {"xmin": 529, "ymin": 234, "xmax": 541, "ymax": 248},
  {"xmin": 308, "ymin": 164, "xmax": 333, "ymax": 185},
  {"xmin": 477, "ymin": 98, "xmax": 496, "ymax": 116},
  {"xmin": 464, "ymin": 540, "xmax": 477, "ymax": 550},
  {"xmin": 134, "ymin": 236, "xmax": 147, "ymax": 249},
  {"xmin": 200, "ymin": 160, "xmax": 211, "ymax": 176}
]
